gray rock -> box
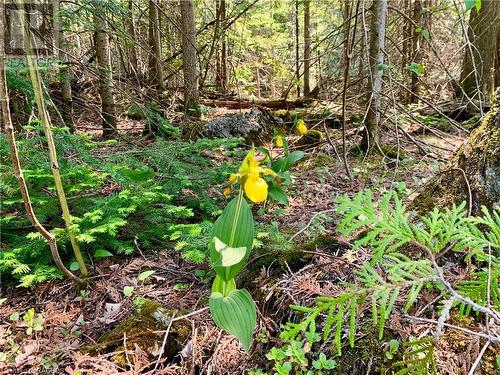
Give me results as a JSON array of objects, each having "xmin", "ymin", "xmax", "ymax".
[{"xmin": 203, "ymin": 107, "xmax": 283, "ymax": 145}]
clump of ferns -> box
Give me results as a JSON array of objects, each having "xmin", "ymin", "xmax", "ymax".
[{"xmin": 277, "ymin": 188, "xmax": 499, "ymax": 372}]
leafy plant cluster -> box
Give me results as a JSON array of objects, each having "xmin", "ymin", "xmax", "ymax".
[
  {"xmin": 263, "ymin": 189, "xmax": 499, "ymax": 374},
  {"xmin": 0, "ymin": 128, "xmax": 241, "ymax": 286}
]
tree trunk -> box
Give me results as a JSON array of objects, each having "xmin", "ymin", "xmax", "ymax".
[
  {"xmin": 93, "ymin": 1, "xmax": 117, "ymax": 138},
  {"xmin": 179, "ymin": 0, "xmax": 199, "ymax": 115},
  {"xmin": 458, "ymin": 0, "xmax": 500, "ymax": 104},
  {"xmin": 220, "ymin": 0, "xmax": 227, "ymax": 94},
  {"xmin": 148, "ymin": 0, "xmax": 164, "ymax": 92},
  {"xmin": 411, "ymin": 89, "xmax": 500, "ymax": 215},
  {"xmin": 303, "ymin": 0, "xmax": 311, "ymax": 96},
  {"xmin": 295, "ymin": 0, "xmax": 300, "ymax": 98},
  {"xmin": 52, "ymin": 0, "xmax": 74, "ymax": 130},
  {"xmin": 496, "ymin": 21, "xmax": 500, "ymax": 88},
  {"xmin": 361, "ymin": 0, "xmax": 387, "ymax": 152},
  {"xmin": 126, "ymin": 0, "xmax": 139, "ymax": 78},
  {"xmin": 410, "ymin": 0, "xmax": 424, "ymax": 104}
]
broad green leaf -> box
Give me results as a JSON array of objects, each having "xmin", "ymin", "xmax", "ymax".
[
  {"xmin": 377, "ymin": 63, "xmax": 389, "ymax": 71},
  {"xmin": 421, "ymin": 29, "xmax": 430, "ymax": 40},
  {"xmin": 209, "ymin": 195, "xmax": 254, "ymax": 281},
  {"xmin": 464, "ymin": 0, "xmax": 481, "ymax": 10},
  {"xmin": 213, "ymin": 237, "xmax": 247, "ymax": 267},
  {"xmin": 123, "ymin": 286, "xmax": 134, "ymax": 297},
  {"xmin": 9, "ymin": 312, "xmax": 19, "ymax": 321},
  {"xmin": 94, "ymin": 249, "xmax": 113, "ymax": 259},
  {"xmin": 138, "ymin": 270, "xmax": 155, "ymax": 281},
  {"xmin": 409, "ymin": 62, "xmax": 424, "ymax": 76},
  {"xmin": 209, "ymin": 289, "xmax": 256, "ymax": 351},
  {"xmin": 268, "ymin": 185, "xmax": 289, "ymax": 205},
  {"xmin": 284, "ymin": 151, "xmax": 305, "ymax": 171},
  {"xmin": 70, "ymin": 261, "xmax": 80, "ymax": 271}
]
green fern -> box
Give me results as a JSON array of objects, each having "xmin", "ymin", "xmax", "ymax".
[{"xmin": 393, "ymin": 337, "xmax": 437, "ymax": 375}]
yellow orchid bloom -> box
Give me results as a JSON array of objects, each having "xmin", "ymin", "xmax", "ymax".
[
  {"xmin": 296, "ymin": 119, "xmax": 308, "ymax": 134},
  {"xmin": 229, "ymin": 173, "xmax": 238, "ymax": 184},
  {"xmin": 244, "ymin": 175, "xmax": 268, "ymax": 203},
  {"xmin": 223, "ymin": 186, "xmax": 232, "ymax": 197},
  {"xmin": 233, "ymin": 148, "xmax": 276, "ymax": 203},
  {"xmin": 276, "ymin": 135, "xmax": 284, "ymax": 148}
]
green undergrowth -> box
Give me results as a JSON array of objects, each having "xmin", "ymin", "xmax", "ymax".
[
  {"xmin": 0, "ymin": 126, "xmax": 242, "ymax": 287},
  {"xmin": 257, "ymin": 188, "xmax": 499, "ymax": 375}
]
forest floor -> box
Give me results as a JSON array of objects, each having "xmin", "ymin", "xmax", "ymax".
[{"xmin": 2, "ymin": 102, "xmax": 493, "ymax": 375}]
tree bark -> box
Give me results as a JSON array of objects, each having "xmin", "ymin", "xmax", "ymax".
[
  {"xmin": 126, "ymin": 0, "xmax": 139, "ymax": 78},
  {"xmin": 93, "ymin": 1, "xmax": 117, "ymax": 138},
  {"xmin": 180, "ymin": 0, "xmax": 200, "ymax": 115},
  {"xmin": 458, "ymin": 0, "xmax": 500, "ymax": 104},
  {"xmin": 410, "ymin": 0, "xmax": 424, "ymax": 104},
  {"xmin": 148, "ymin": 0, "xmax": 164, "ymax": 92},
  {"xmin": 295, "ymin": 0, "xmax": 300, "ymax": 98},
  {"xmin": 411, "ymin": 89, "xmax": 500, "ymax": 216},
  {"xmin": 303, "ymin": 0, "xmax": 311, "ymax": 96},
  {"xmin": 361, "ymin": 0, "xmax": 387, "ymax": 152},
  {"xmin": 52, "ymin": 0, "xmax": 74, "ymax": 130}
]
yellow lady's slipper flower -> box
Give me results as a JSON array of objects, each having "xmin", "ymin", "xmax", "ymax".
[
  {"xmin": 223, "ymin": 186, "xmax": 232, "ymax": 197},
  {"xmin": 296, "ymin": 119, "xmax": 308, "ymax": 134},
  {"xmin": 244, "ymin": 175, "xmax": 268, "ymax": 203},
  {"xmin": 276, "ymin": 135, "xmax": 284, "ymax": 148},
  {"xmin": 229, "ymin": 173, "xmax": 238, "ymax": 184}
]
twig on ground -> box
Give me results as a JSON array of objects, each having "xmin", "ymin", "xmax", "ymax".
[
  {"xmin": 404, "ymin": 315, "xmax": 500, "ymax": 344},
  {"xmin": 467, "ymin": 340, "xmax": 490, "ymax": 375},
  {"xmin": 288, "ymin": 209, "xmax": 336, "ymax": 242},
  {"xmin": 151, "ymin": 313, "xmax": 176, "ymax": 373}
]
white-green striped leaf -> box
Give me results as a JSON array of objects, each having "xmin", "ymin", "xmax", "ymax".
[{"xmin": 209, "ymin": 195, "xmax": 254, "ymax": 281}]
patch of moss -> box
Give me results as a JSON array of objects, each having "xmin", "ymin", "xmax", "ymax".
[
  {"xmin": 83, "ymin": 299, "xmax": 190, "ymax": 366},
  {"xmin": 336, "ymin": 323, "xmax": 402, "ymax": 374},
  {"xmin": 238, "ymin": 235, "xmax": 340, "ymax": 291}
]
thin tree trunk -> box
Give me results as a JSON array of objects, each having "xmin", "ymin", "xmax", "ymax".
[
  {"xmin": 361, "ymin": 0, "xmax": 387, "ymax": 152},
  {"xmin": 220, "ymin": 0, "xmax": 227, "ymax": 93},
  {"xmin": 180, "ymin": 0, "xmax": 200, "ymax": 115},
  {"xmin": 295, "ymin": 0, "xmax": 300, "ymax": 97},
  {"xmin": 52, "ymin": 0, "xmax": 74, "ymax": 130},
  {"xmin": 496, "ymin": 22, "xmax": 500, "ymax": 88},
  {"xmin": 458, "ymin": 0, "xmax": 500, "ymax": 104},
  {"xmin": 126, "ymin": 0, "xmax": 139, "ymax": 78},
  {"xmin": 148, "ymin": 0, "xmax": 164, "ymax": 92},
  {"xmin": 93, "ymin": 1, "xmax": 117, "ymax": 138},
  {"xmin": 303, "ymin": 0, "xmax": 311, "ymax": 95},
  {"xmin": 410, "ymin": 0, "xmax": 424, "ymax": 103}
]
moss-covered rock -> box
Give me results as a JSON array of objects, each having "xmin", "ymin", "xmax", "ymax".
[{"xmin": 84, "ymin": 299, "xmax": 190, "ymax": 366}]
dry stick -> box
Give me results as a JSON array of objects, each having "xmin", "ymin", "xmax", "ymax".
[
  {"xmin": 322, "ymin": 121, "xmax": 342, "ymax": 163},
  {"xmin": 391, "ymin": 79, "xmax": 469, "ymax": 134},
  {"xmin": 404, "ymin": 316, "xmax": 500, "ymax": 344},
  {"xmin": 467, "ymin": 341, "xmax": 490, "ymax": 375},
  {"xmin": 151, "ymin": 312, "xmax": 176, "ymax": 373},
  {"xmin": 0, "ymin": 23, "xmax": 83, "ymax": 286},
  {"xmin": 17, "ymin": 2, "xmax": 88, "ymax": 281},
  {"xmin": 451, "ymin": 167, "xmax": 473, "ymax": 217},
  {"xmin": 415, "ymin": 241, "xmax": 500, "ymax": 323}
]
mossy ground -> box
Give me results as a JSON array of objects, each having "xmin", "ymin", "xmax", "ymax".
[{"xmin": 83, "ymin": 299, "xmax": 190, "ymax": 367}]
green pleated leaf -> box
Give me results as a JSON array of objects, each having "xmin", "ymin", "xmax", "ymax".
[
  {"xmin": 213, "ymin": 237, "xmax": 247, "ymax": 267},
  {"xmin": 209, "ymin": 289, "xmax": 256, "ymax": 351},
  {"xmin": 209, "ymin": 195, "xmax": 254, "ymax": 281}
]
